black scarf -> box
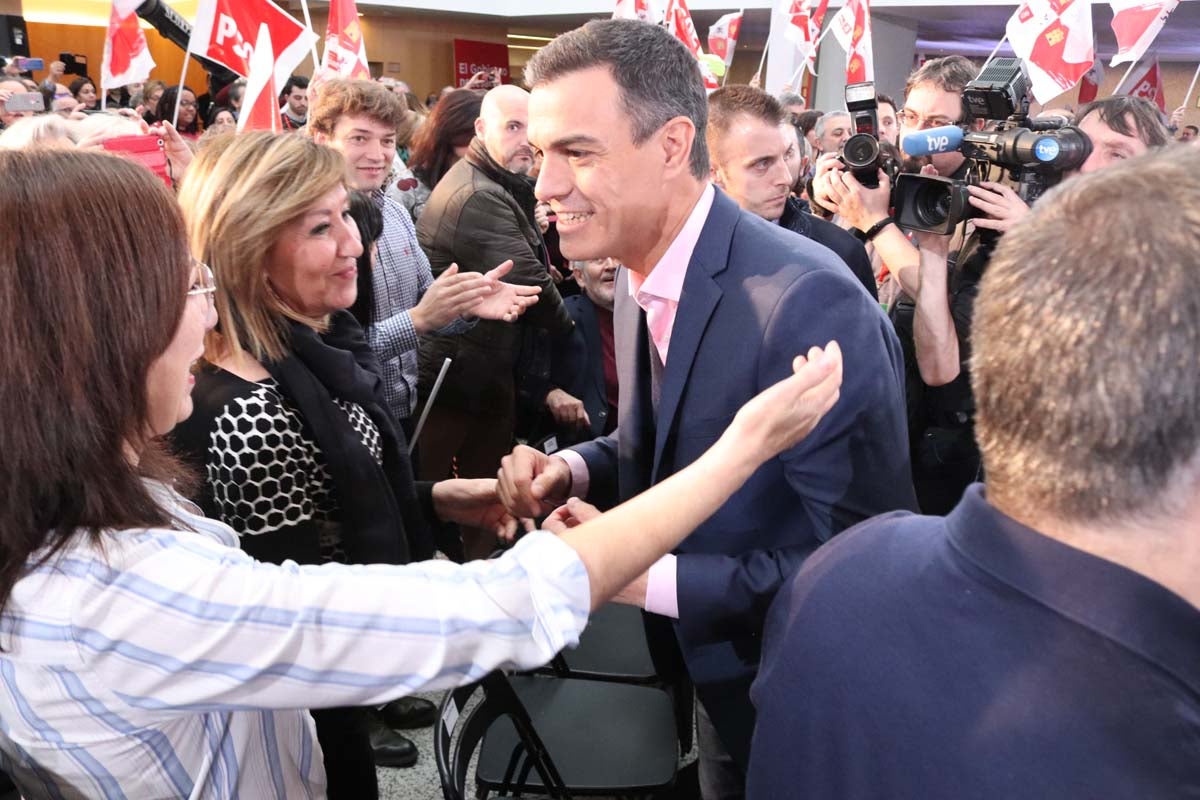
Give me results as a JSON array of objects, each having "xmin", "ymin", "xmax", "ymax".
[{"xmin": 266, "ymin": 313, "xmax": 434, "ymax": 565}]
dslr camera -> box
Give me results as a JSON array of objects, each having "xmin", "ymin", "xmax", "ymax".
[
  {"xmin": 839, "ymin": 81, "xmax": 899, "ymax": 190},
  {"xmin": 892, "ymin": 58, "xmax": 1093, "ymax": 234}
]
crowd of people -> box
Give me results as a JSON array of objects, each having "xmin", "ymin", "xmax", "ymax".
[{"xmin": 1, "ymin": 17, "xmax": 1199, "ymax": 800}]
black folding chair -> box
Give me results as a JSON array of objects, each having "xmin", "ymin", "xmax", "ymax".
[
  {"xmin": 437, "ymin": 670, "xmax": 679, "ymax": 799},
  {"xmin": 436, "ymin": 672, "xmax": 569, "ymax": 800}
]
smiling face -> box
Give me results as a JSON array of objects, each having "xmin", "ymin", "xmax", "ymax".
[
  {"xmin": 145, "ymin": 263, "xmax": 218, "ymax": 434},
  {"xmin": 574, "ymin": 257, "xmax": 618, "ymax": 310},
  {"xmin": 176, "ymin": 89, "xmax": 197, "ymax": 127},
  {"xmin": 76, "ymin": 81, "xmax": 97, "ymax": 108},
  {"xmin": 530, "ymin": 66, "xmax": 688, "ymax": 270},
  {"xmin": 264, "ymin": 184, "xmax": 363, "ymax": 318},
  {"xmin": 711, "ymin": 112, "xmax": 793, "ymax": 222},
  {"xmin": 317, "ymin": 114, "xmax": 397, "ymax": 192}
]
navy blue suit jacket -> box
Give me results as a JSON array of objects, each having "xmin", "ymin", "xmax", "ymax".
[{"xmin": 571, "ymin": 188, "xmax": 917, "ymax": 765}]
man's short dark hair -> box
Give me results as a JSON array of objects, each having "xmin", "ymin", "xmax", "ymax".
[
  {"xmin": 876, "ymin": 92, "xmax": 897, "ymax": 111},
  {"xmin": 709, "ymin": 85, "xmax": 784, "ymax": 136},
  {"xmin": 973, "ymin": 145, "xmax": 1200, "ymax": 523},
  {"xmin": 1186, "ymin": 124, "xmax": 1199, "ymax": 135},
  {"xmin": 282, "ymin": 74, "xmax": 309, "ymax": 97},
  {"xmin": 904, "ymin": 55, "xmax": 976, "ymax": 122},
  {"xmin": 1076, "ymin": 95, "xmax": 1170, "ymax": 149},
  {"xmin": 524, "ymin": 18, "xmax": 709, "ymax": 179},
  {"xmin": 795, "ymin": 109, "xmax": 822, "ymax": 135}
]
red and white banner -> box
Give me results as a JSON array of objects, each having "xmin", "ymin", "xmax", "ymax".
[
  {"xmin": 830, "ymin": 0, "xmax": 873, "ymax": 83},
  {"xmin": 101, "ymin": 0, "xmax": 156, "ymax": 90},
  {"xmin": 188, "ymin": 0, "xmax": 315, "ymax": 81},
  {"xmin": 707, "ymin": 11, "xmax": 743, "ymax": 67},
  {"xmin": 613, "ymin": 0, "xmax": 662, "ymax": 23},
  {"xmin": 320, "ymin": 0, "xmax": 370, "ymax": 80},
  {"xmin": 1078, "ymin": 48, "xmax": 1104, "ymax": 103},
  {"xmin": 1006, "ymin": 0, "xmax": 1094, "ymax": 104},
  {"xmin": 1123, "ymin": 56, "xmax": 1167, "ymax": 110},
  {"xmin": 665, "ymin": 0, "xmax": 720, "ymax": 89},
  {"xmin": 1108, "ymin": 0, "xmax": 1178, "ymax": 66}
]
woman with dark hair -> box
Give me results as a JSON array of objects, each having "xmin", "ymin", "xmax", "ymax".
[
  {"xmin": 0, "ymin": 144, "xmax": 839, "ymax": 798},
  {"xmin": 394, "ymin": 88, "xmax": 484, "ymax": 220},
  {"xmin": 68, "ymin": 76, "xmax": 97, "ymax": 110},
  {"xmin": 347, "ymin": 189, "xmax": 384, "ymax": 329},
  {"xmin": 158, "ymin": 84, "xmax": 202, "ymax": 138}
]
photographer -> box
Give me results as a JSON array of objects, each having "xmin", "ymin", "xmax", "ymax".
[{"xmin": 814, "ymin": 56, "xmax": 980, "ymax": 513}]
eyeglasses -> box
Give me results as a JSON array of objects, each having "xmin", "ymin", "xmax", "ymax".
[
  {"xmin": 188, "ymin": 259, "xmax": 217, "ymax": 306},
  {"xmin": 177, "ymin": 99, "xmax": 197, "ymax": 108},
  {"xmin": 897, "ymin": 109, "xmax": 960, "ymax": 130}
]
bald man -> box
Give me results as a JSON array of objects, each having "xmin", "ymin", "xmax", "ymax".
[{"xmin": 416, "ymin": 84, "xmax": 574, "ymax": 556}]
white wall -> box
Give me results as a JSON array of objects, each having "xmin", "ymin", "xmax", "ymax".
[{"xmin": 811, "ymin": 13, "xmax": 918, "ymax": 111}]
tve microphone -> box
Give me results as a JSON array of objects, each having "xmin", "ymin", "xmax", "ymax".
[{"xmin": 901, "ymin": 125, "xmax": 964, "ymax": 157}]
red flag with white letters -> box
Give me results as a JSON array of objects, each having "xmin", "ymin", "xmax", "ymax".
[{"xmin": 1123, "ymin": 56, "xmax": 1167, "ymax": 111}]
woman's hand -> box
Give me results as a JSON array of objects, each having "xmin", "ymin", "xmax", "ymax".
[
  {"xmin": 541, "ymin": 497, "xmax": 601, "ymax": 534},
  {"xmin": 718, "ymin": 342, "xmax": 843, "ymax": 471}
]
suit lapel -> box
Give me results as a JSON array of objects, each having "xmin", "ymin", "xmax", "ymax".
[
  {"xmin": 651, "ymin": 190, "xmax": 739, "ymax": 482},
  {"xmin": 613, "ymin": 269, "xmax": 654, "ymax": 496}
]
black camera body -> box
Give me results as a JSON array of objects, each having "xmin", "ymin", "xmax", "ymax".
[
  {"xmin": 839, "ymin": 81, "xmax": 899, "ymax": 190},
  {"xmin": 893, "ymin": 58, "xmax": 1093, "ymax": 234}
]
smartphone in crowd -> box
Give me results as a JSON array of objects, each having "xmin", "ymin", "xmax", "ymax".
[
  {"xmin": 102, "ymin": 135, "xmax": 172, "ymax": 189},
  {"xmin": 15, "ymin": 57, "xmax": 45, "ymax": 72},
  {"xmin": 5, "ymin": 93, "xmax": 45, "ymax": 113}
]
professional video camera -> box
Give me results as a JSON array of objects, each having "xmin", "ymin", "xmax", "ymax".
[
  {"xmin": 839, "ymin": 81, "xmax": 900, "ymax": 190},
  {"xmin": 135, "ymin": 0, "xmax": 238, "ymax": 88},
  {"xmin": 891, "ymin": 58, "xmax": 1093, "ymax": 234}
]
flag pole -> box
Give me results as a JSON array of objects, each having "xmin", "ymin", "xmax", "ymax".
[
  {"xmin": 977, "ymin": 34, "xmax": 1008, "ymax": 77},
  {"xmin": 1111, "ymin": 57, "xmax": 1140, "ymax": 96},
  {"xmin": 298, "ymin": 0, "xmax": 322, "ymax": 73},
  {"xmin": 790, "ymin": 23, "xmax": 833, "ymax": 86},
  {"xmin": 1181, "ymin": 60, "xmax": 1200, "ymax": 108},
  {"xmin": 171, "ymin": 49, "xmax": 190, "ymax": 128},
  {"xmin": 754, "ymin": 32, "xmax": 770, "ymax": 84}
]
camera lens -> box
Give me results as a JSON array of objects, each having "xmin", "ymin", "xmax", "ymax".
[
  {"xmin": 841, "ymin": 134, "xmax": 880, "ymax": 170},
  {"xmin": 913, "ymin": 182, "xmax": 952, "ymax": 228}
]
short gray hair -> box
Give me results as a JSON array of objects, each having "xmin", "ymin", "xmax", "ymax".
[
  {"xmin": 814, "ymin": 111, "xmax": 849, "ymax": 140},
  {"xmin": 524, "ymin": 18, "xmax": 709, "ymax": 179},
  {"xmin": 973, "ymin": 145, "xmax": 1200, "ymax": 523},
  {"xmin": 778, "ymin": 92, "xmax": 805, "ymax": 108}
]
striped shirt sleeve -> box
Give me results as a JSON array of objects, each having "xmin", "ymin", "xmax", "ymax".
[{"xmin": 66, "ymin": 530, "xmax": 589, "ymax": 716}]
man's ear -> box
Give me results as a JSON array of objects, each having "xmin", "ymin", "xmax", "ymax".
[
  {"xmin": 474, "ymin": 116, "xmax": 486, "ymax": 139},
  {"xmin": 710, "ymin": 163, "xmax": 726, "ymax": 189},
  {"xmin": 311, "ymin": 129, "xmax": 329, "ymax": 145},
  {"xmin": 659, "ymin": 116, "xmax": 697, "ymax": 179}
]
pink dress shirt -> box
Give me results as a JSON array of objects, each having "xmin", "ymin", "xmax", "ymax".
[{"xmin": 557, "ymin": 183, "xmax": 716, "ymax": 618}]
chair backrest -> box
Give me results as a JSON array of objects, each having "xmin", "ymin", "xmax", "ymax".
[{"xmin": 435, "ymin": 671, "xmax": 571, "ymax": 800}]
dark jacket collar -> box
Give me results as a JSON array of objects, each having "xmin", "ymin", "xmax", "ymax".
[
  {"xmin": 466, "ymin": 137, "xmax": 538, "ymax": 215},
  {"xmin": 947, "ymin": 484, "xmax": 1200, "ymax": 694},
  {"xmin": 778, "ymin": 196, "xmax": 813, "ymax": 237}
]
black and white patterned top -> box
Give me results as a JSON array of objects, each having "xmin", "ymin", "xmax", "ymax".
[{"xmin": 172, "ymin": 366, "xmax": 382, "ymax": 565}]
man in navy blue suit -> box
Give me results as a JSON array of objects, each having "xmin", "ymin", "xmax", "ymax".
[{"xmin": 498, "ymin": 19, "xmax": 916, "ymax": 797}]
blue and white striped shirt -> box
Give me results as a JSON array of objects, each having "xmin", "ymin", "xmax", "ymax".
[{"xmin": 0, "ymin": 485, "xmax": 589, "ymax": 799}]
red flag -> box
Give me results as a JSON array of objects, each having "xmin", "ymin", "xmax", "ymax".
[
  {"xmin": 1006, "ymin": 0, "xmax": 1095, "ymax": 104},
  {"xmin": 1108, "ymin": 0, "xmax": 1178, "ymax": 66},
  {"xmin": 831, "ymin": 0, "xmax": 873, "ymax": 83},
  {"xmin": 102, "ymin": 0, "xmax": 155, "ymax": 90},
  {"xmin": 665, "ymin": 0, "xmax": 719, "ymax": 90},
  {"xmin": 320, "ymin": 0, "xmax": 370, "ymax": 81},
  {"xmin": 1078, "ymin": 51, "xmax": 1104, "ymax": 103},
  {"xmin": 707, "ymin": 11, "xmax": 743, "ymax": 67},
  {"xmin": 187, "ymin": 0, "xmax": 315, "ymax": 81},
  {"xmin": 1123, "ymin": 56, "xmax": 1166, "ymax": 111}
]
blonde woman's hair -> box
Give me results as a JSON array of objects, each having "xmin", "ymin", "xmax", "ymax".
[
  {"xmin": 0, "ymin": 115, "xmax": 72, "ymax": 150},
  {"xmin": 177, "ymin": 131, "xmax": 347, "ymax": 362}
]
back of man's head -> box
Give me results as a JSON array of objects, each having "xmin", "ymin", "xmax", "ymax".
[
  {"xmin": 707, "ymin": 85, "xmax": 784, "ymax": 159},
  {"xmin": 524, "ymin": 18, "xmax": 709, "ymax": 179},
  {"xmin": 973, "ymin": 145, "xmax": 1200, "ymax": 525},
  {"xmin": 307, "ymin": 79, "xmax": 406, "ymax": 138},
  {"xmin": 1075, "ymin": 95, "xmax": 1169, "ymax": 149}
]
